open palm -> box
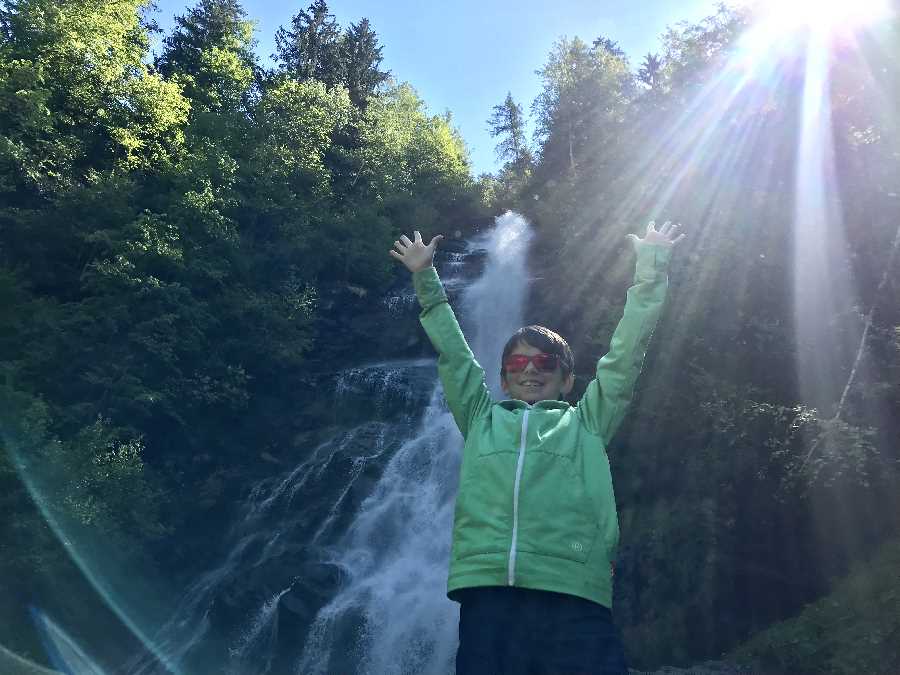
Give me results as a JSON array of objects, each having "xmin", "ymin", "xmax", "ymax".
[
  {"xmin": 627, "ymin": 221, "xmax": 686, "ymax": 248},
  {"xmin": 389, "ymin": 230, "xmax": 444, "ymax": 273}
]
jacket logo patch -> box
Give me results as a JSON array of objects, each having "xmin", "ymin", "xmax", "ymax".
[{"xmin": 571, "ymin": 541, "xmax": 583, "ymax": 553}]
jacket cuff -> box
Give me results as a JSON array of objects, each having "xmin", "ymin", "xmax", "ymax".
[
  {"xmin": 413, "ymin": 266, "xmax": 448, "ymax": 310},
  {"xmin": 635, "ymin": 242, "xmax": 672, "ymax": 280}
]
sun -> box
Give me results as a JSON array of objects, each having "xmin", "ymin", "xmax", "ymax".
[{"xmin": 754, "ymin": 0, "xmax": 893, "ymax": 31}]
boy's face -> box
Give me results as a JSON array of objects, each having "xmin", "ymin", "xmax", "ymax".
[{"xmin": 501, "ymin": 341, "xmax": 575, "ymax": 404}]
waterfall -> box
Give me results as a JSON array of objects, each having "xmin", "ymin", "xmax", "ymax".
[
  {"xmin": 297, "ymin": 212, "xmax": 532, "ymax": 675},
  {"xmin": 125, "ymin": 212, "xmax": 533, "ymax": 675}
]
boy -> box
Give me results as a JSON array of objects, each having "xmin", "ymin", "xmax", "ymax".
[{"xmin": 390, "ymin": 221, "xmax": 684, "ymax": 675}]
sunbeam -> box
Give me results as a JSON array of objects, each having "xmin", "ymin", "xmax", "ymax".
[
  {"xmin": 565, "ymin": 2, "xmax": 898, "ymax": 416},
  {"xmin": 791, "ymin": 27, "xmax": 861, "ymax": 414}
]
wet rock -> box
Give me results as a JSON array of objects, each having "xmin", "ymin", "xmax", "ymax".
[{"xmin": 280, "ymin": 586, "xmax": 310, "ymax": 617}]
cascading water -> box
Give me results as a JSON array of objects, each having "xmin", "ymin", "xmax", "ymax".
[{"xmin": 125, "ymin": 212, "xmax": 533, "ymax": 675}]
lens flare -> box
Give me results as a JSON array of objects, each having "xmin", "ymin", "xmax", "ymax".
[
  {"xmin": 0, "ymin": 640, "xmax": 62, "ymax": 675},
  {"xmin": 29, "ymin": 609, "xmax": 108, "ymax": 675}
]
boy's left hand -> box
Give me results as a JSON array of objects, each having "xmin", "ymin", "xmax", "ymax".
[{"xmin": 627, "ymin": 220, "xmax": 686, "ymax": 248}]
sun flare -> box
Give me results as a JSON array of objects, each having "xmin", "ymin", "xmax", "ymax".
[{"xmin": 755, "ymin": 0, "xmax": 892, "ymax": 31}]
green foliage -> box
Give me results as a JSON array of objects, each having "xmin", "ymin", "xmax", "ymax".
[
  {"xmin": 341, "ymin": 18, "xmax": 390, "ymax": 107},
  {"xmin": 113, "ymin": 73, "xmax": 190, "ymax": 171},
  {"xmin": 609, "ymin": 325, "xmax": 899, "ymax": 667},
  {"xmin": 272, "ymin": 1, "xmax": 389, "ymax": 108},
  {"xmin": 486, "ymin": 92, "xmax": 533, "ymax": 209},
  {"xmin": 766, "ymin": 412, "xmax": 881, "ymax": 495},
  {"xmin": 356, "ymin": 84, "xmax": 433, "ymax": 193},
  {"xmin": 532, "ymin": 35, "xmax": 634, "ymax": 178},
  {"xmin": 0, "ymin": 6, "xmax": 485, "ymax": 652},
  {"xmin": 274, "ymin": 0, "xmax": 343, "ymax": 85},
  {"xmin": 729, "ymin": 537, "xmax": 900, "ymax": 675},
  {"xmin": 488, "ymin": 92, "xmax": 531, "ymax": 168},
  {"xmin": 687, "ymin": 388, "xmax": 887, "ymax": 502},
  {"xmin": 253, "ymin": 78, "xmax": 351, "ymax": 192},
  {"xmin": 0, "ymin": 387, "xmax": 167, "ymax": 573},
  {"xmin": 638, "ymin": 52, "xmax": 662, "ymax": 89},
  {"xmin": 0, "ymin": 0, "xmax": 190, "ymax": 182},
  {"xmin": 353, "ymin": 83, "xmax": 474, "ymax": 235},
  {"xmin": 59, "ymin": 418, "xmax": 165, "ymax": 533},
  {"xmin": 0, "ymin": 390, "xmax": 68, "ymax": 583},
  {"xmin": 522, "ymin": 34, "xmax": 636, "ymax": 232},
  {"xmin": 156, "ymin": 0, "xmax": 258, "ymax": 113}
]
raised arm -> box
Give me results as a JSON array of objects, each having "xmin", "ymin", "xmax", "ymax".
[
  {"xmin": 576, "ymin": 222, "xmax": 684, "ymax": 445},
  {"xmin": 390, "ymin": 231, "xmax": 493, "ymax": 438}
]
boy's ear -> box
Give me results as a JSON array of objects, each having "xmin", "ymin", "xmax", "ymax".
[{"xmin": 561, "ymin": 372, "xmax": 575, "ymax": 396}]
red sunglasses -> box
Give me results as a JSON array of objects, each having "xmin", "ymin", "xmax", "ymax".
[{"xmin": 503, "ymin": 353, "xmax": 560, "ymax": 373}]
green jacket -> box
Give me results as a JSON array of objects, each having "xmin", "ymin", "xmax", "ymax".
[{"xmin": 413, "ymin": 242, "xmax": 671, "ymax": 609}]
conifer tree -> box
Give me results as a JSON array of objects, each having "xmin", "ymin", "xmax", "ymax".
[
  {"xmin": 341, "ymin": 18, "xmax": 390, "ymax": 107},
  {"xmin": 592, "ymin": 36, "xmax": 625, "ymax": 59},
  {"xmin": 532, "ymin": 37, "xmax": 632, "ymax": 179},
  {"xmin": 155, "ymin": 0, "xmax": 258, "ymax": 112},
  {"xmin": 273, "ymin": 0, "xmax": 344, "ymax": 87},
  {"xmin": 487, "ymin": 92, "xmax": 532, "ymax": 170},
  {"xmin": 638, "ymin": 52, "xmax": 663, "ymax": 89}
]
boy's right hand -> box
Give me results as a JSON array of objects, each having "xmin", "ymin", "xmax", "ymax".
[{"xmin": 389, "ymin": 230, "xmax": 444, "ymax": 273}]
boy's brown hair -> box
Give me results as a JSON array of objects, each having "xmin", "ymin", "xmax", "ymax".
[{"xmin": 500, "ymin": 325, "xmax": 575, "ymax": 377}]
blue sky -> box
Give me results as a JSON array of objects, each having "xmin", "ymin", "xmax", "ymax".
[{"xmin": 149, "ymin": 0, "xmax": 722, "ymax": 175}]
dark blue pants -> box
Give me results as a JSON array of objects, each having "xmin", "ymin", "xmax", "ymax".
[{"xmin": 454, "ymin": 586, "xmax": 629, "ymax": 675}]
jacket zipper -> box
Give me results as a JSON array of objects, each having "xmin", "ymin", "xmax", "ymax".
[{"xmin": 508, "ymin": 408, "xmax": 530, "ymax": 586}]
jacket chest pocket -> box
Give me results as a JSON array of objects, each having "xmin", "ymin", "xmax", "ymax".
[
  {"xmin": 514, "ymin": 455, "xmax": 600, "ymax": 564},
  {"xmin": 475, "ymin": 411, "xmax": 526, "ymax": 457},
  {"xmin": 529, "ymin": 412, "xmax": 579, "ymax": 461}
]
